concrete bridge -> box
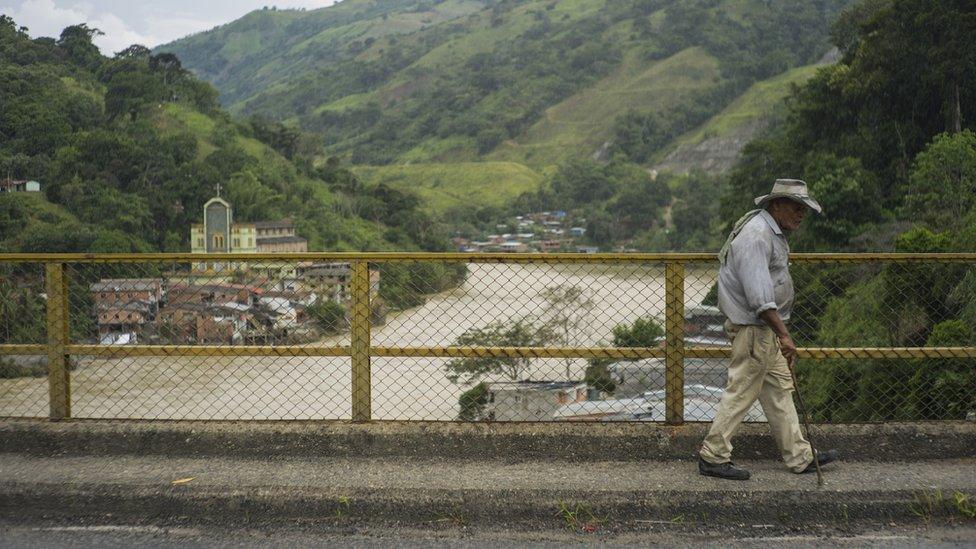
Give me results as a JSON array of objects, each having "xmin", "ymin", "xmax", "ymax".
[
  {"xmin": 1, "ymin": 419, "xmax": 974, "ymax": 543},
  {"xmin": 1, "ymin": 252, "xmax": 975, "ymax": 542}
]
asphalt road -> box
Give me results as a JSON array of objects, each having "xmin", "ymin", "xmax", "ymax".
[{"xmin": 2, "ymin": 521, "xmax": 975, "ymax": 548}]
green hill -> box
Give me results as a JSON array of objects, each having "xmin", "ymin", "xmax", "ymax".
[
  {"xmin": 0, "ymin": 192, "xmax": 92, "ymax": 253},
  {"xmin": 353, "ymin": 161, "xmax": 543, "ymax": 215},
  {"xmin": 163, "ymin": 1, "xmax": 487, "ymax": 109},
  {"xmin": 159, "ymin": 0, "xmax": 855, "ymax": 171},
  {"xmin": 0, "ymin": 17, "xmax": 426, "ymax": 254},
  {"xmin": 653, "ymin": 63, "xmax": 825, "ymax": 174},
  {"xmin": 490, "ymin": 46, "xmax": 723, "ymax": 168}
]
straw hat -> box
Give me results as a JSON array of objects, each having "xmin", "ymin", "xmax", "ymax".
[{"xmin": 754, "ymin": 179, "xmax": 822, "ymax": 214}]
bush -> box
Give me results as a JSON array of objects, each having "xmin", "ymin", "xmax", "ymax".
[
  {"xmin": 0, "ymin": 357, "xmax": 46, "ymax": 379},
  {"xmin": 306, "ymin": 299, "xmax": 347, "ymax": 333},
  {"xmin": 584, "ymin": 362, "xmax": 616, "ymax": 395},
  {"xmin": 611, "ymin": 316, "xmax": 664, "ymax": 347},
  {"xmin": 458, "ymin": 382, "xmax": 488, "ymax": 421},
  {"xmin": 379, "ymin": 261, "xmax": 467, "ymax": 311}
]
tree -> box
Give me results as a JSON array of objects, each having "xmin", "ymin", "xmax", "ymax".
[
  {"xmin": 149, "ymin": 52, "xmax": 185, "ymax": 85},
  {"xmin": 550, "ymin": 159, "xmax": 615, "ymax": 207},
  {"xmin": 666, "ymin": 170, "xmax": 724, "ymax": 251},
  {"xmin": 0, "ymin": 265, "xmax": 45, "ymax": 344},
  {"xmin": 907, "ymin": 320, "xmax": 975, "ymax": 419},
  {"xmin": 225, "ymin": 169, "xmax": 282, "ymax": 221},
  {"xmin": 115, "ymin": 44, "xmax": 150, "ymax": 59},
  {"xmin": 104, "ymin": 69, "xmax": 166, "ymax": 120},
  {"xmin": 611, "ymin": 110, "xmax": 668, "ymax": 163},
  {"xmin": 796, "ymin": 153, "xmax": 883, "ymax": 250},
  {"xmin": 905, "ymin": 131, "xmax": 976, "ymax": 231},
  {"xmin": 829, "ymin": 0, "xmax": 890, "ymax": 61},
  {"xmin": 606, "ymin": 164, "xmax": 671, "ymax": 238},
  {"xmin": 539, "ymin": 284, "xmax": 594, "ymax": 380},
  {"xmin": 57, "ymin": 24, "xmax": 103, "ymax": 69},
  {"xmin": 306, "ymin": 299, "xmax": 347, "ymax": 334},
  {"xmin": 444, "ymin": 317, "xmax": 557, "ymax": 384},
  {"xmin": 586, "ymin": 315, "xmax": 664, "ymax": 397}
]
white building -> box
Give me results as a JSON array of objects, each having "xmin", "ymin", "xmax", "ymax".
[
  {"xmin": 553, "ymin": 384, "xmax": 766, "ymax": 422},
  {"xmin": 0, "ymin": 179, "xmax": 40, "ymax": 192},
  {"xmin": 484, "ymin": 380, "xmax": 588, "ymax": 421}
]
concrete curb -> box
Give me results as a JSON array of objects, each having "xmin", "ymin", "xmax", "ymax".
[
  {"xmin": 0, "ymin": 481, "xmax": 965, "ymax": 530},
  {"xmin": 2, "ymin": 419, "xmax": 974, "ymax": 461}
]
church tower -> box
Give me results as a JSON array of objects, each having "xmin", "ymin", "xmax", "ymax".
[{"xmin": 203, "ymin": 196, "xmax": 232, "ymax": 253}]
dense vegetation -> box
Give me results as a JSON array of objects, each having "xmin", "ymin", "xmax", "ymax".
[
  {"xmin": 1, "ymin": 17, "xmax": 411, "ymax": 254},
  {"xmin": 714, "ymin": 0, "xmax": 976, "ymax": 420}
]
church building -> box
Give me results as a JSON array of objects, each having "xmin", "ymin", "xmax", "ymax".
[{"xmin": 190, "ymin": 188, "xmax": 308, "ymax": 276}]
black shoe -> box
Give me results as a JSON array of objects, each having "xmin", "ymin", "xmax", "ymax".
[
  {"xmin": 699, "ymin": 457, "xmax": 750, "ymax": 480},
  {"xmin": 798, "ymin": 449, "xmax": 839, "ymax": 474}
]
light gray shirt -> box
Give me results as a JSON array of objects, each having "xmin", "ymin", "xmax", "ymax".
[{"xmin": 717, "ymin": 209, "xmax": 794, "ymax": 325}]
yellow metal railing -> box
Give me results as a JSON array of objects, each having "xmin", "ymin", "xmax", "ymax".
[{"xmin": 1, "ymin": 252, "xmax": 975, "ymax": 423}]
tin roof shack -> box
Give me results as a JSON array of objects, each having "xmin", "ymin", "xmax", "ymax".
[
  {"xmin": 0, "ymin": 179, "xmax": 41, "ymax": 192},
  {"xmin": 91, "ymin": 279, "xmax": 163, "ymax": 305},
  {"xmin": 94, "ymin": 301, "xmax": 152, "ymax": 340},
  {"xmin": 90, "ymin": 279, "xmax": 163, "ymax": 338},
  {"xmin": 165, "ymin": 282, "xmax": 260, "ymax": 307},
  {"xmin": 483, "ymin": 381, "xmax": 588, "ymax": 421},
  {"xmin": 536, "ymin": 240, "xmax": 563, "ymax": 253},
  {"xmin": 297, "ymin": 262, "xmax": 379, "ymax": 304},
  {"xmin": 156, "ymin": 302, "xmax": 251, "ymax": 344},
  {"xmin": 258, "ymin": 293, "xmax": 307, "ymax": 330}
]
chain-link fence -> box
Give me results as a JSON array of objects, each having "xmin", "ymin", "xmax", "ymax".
[{"xmin": 0, "ymin": 253, "xmax": 973, "ymax": 423}]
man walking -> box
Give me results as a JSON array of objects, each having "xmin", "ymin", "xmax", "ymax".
[{"xmin": 699, "ymin": 179, "xmax": 838, "ymax": 480}]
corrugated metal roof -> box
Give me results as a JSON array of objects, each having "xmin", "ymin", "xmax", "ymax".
[{"xmin": 90, "ymin": 279, "xmax": 163, "ymax": 292}]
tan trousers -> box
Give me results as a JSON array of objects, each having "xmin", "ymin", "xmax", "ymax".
[{"xmin": 700, "ymin": 321, "xmax": 813, "ymax": 472}]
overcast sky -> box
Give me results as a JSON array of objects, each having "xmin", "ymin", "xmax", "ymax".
[{"xmin": 1, "ymin": 0, "xmax": 340, "ymax": 55}]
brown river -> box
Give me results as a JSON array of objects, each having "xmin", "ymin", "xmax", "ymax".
[{"xmin": 0, "ymin": 262, "xmax": 718, "ymax": 420}]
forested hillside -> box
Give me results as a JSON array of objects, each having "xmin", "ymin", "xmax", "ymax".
[
  {"xmin": 0, "ymin": 16, "xmax": 448, "ymax": 254},
  {"xmin": 160, "ymin": 0, "xmax": 852, "ymax": 168}
]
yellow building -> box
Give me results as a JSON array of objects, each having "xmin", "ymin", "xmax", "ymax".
[{"xmin": 190, "ymin": 194, "xmax": 306, "ymax": 278}]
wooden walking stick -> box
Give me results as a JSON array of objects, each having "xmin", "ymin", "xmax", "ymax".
[{"xmin": 789, "ymin": 357, "xmax": 824, "ymax": 486}]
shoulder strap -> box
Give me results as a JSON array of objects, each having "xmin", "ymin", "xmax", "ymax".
[{"xmin": 717, "ymin": 209, "xmax": 762, "ymax": 265}]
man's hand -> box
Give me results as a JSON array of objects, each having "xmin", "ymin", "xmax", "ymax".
[
  {"xmin": 778, "ymin": 333, "xmax": 797, "ymax": 371},
  {"xmin": 759, "ymin": 309, "xmax": 797, "ymax": 369}
]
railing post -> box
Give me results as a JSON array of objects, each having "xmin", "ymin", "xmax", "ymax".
[
  {"xmin": 350, "ymin": 260, "xmax": 371, "ymax": 422},
  {"xmin": 45, "ymin": 262, "xmax": 70, "ymax": 420},
  {"xmin": 665, "ymin": 262, "xmax": 684, "ymax": 425}
]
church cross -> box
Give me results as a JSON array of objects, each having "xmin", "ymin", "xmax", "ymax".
[{"xmin": 215, "ymin": 182, "xmax": 222, "ymax": 197}]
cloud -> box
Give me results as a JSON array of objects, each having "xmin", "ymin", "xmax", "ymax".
[
  {"xmin": 87, "ymin": 12, "xmax": 158, "ymax": 54},
  {"xmin": 144, "ymin": 15, "xmax": 218, "ymax": 46},
  {"xmin": 2, "ymin": 0, "xmax": 88, "ymax": 39},
  {"xmin": 1, "ymin": 0, "xmax": 155, "ymax": 53},
  {"xmin": 0, "ymin": 0, "xmax": 340, "ymax": 55}
]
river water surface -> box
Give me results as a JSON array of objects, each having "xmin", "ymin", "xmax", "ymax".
[{"xmin": 0, "ymin": 262, "xmax": 719, "ymax": 420}]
